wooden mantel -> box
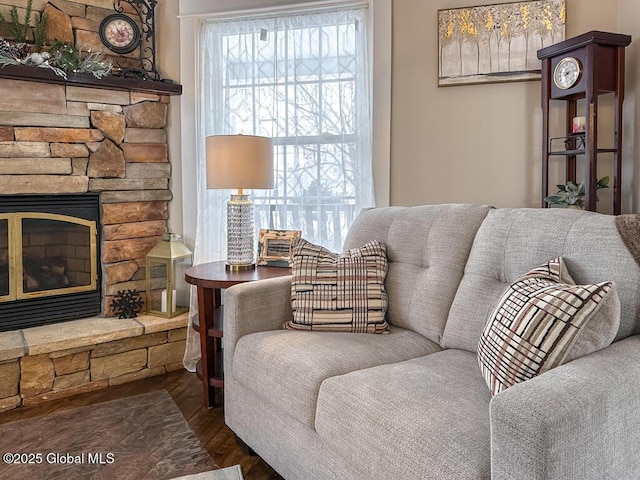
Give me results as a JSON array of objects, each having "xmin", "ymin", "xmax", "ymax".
[{"xmin": 0, "ymin": 65, "xmax": 182, "ymax": 96}]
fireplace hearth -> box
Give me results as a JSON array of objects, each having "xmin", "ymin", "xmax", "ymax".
[{"xmin": 0, "ymin": 194, "xmax": 101, "ymax": 331}]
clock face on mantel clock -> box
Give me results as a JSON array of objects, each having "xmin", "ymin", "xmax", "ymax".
[{"xmin": 553, "ymin": 56, "xmax": 582, "ymax": 90}]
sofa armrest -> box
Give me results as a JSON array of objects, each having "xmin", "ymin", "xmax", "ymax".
[
  {"xmin": 223, "ymin": 275, "xmax": 292, "ymax": 376},
  {"xmin": 490, "ymin": 335, "xmax": 640, "ymax": 480}
]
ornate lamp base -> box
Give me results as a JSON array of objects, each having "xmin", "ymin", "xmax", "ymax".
[
  {"xmin": 225, "ymin": 263, "xmax": 256, "ymax": 271},
  {"xmin": 226, "ymin": 193, "xmax": 255, "ymax": 270}
]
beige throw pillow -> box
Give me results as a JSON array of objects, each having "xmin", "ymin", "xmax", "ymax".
[
  {"xmin": 285, "ymin": 238, "xmax": 389, "ymax": 333},
  {"xmin": 477, "ymin": 257, "xmax": 620, "ymax": 395}
]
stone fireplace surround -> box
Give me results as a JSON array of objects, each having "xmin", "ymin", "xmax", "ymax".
[{"xmin": 0, "ymin": 67, "xmax": 187, "ymax": 411}]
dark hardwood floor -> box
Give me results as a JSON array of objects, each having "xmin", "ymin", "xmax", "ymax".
[{"xmin": 0, "ymin": 370, "xmax": 282, "ymax": 480}]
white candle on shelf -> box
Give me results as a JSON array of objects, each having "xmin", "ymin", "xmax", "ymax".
[{"xmin": 161, "ymin": 289, "xmax": 177, "ymax": 313}]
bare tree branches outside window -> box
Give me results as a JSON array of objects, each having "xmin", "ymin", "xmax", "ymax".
[{"xmin": 203, "ymin": 8, "xmax": 373, "ymax": 252}]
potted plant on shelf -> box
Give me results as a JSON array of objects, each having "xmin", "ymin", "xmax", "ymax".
[{"xmin": 545, "ymin": 176, "xmax": 609, "ymax": 209}]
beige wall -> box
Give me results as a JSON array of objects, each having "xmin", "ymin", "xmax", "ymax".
[
  {"xmin": 390, "ymin": 0, "xmax": 637, "ymax": 211},
  {"xmin": 163, "ymin": 1, "xmax": 639, "ymax": 216},
  {"xmin": 156, "ymin": 2, "xmax": 183, "ymax": 235},
  {"xmin": 620, "ymin": 0, "xmax": 640, "ymax": 212}
]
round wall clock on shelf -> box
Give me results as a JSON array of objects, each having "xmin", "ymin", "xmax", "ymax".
[
  {"xmin": 99, "ymin": 13, "xmax": 141, "ymax": 55},
  {"xmin": 100, "ymin": 0, "xmax": 162, "ymax": 82}
]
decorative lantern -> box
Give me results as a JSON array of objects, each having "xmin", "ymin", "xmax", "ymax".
[{"xmin": 146, "ymin": 233, "xmax": 193, "ymax": 318}]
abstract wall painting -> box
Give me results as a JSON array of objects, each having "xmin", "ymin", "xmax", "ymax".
[{"xmin": 438, "ymin": 0, "xmax": 566, "ymax": 86}]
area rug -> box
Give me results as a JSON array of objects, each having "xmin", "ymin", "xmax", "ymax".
[{"xmin": 0, "ymin": 390, "xmax": 217, "ymax": 480}]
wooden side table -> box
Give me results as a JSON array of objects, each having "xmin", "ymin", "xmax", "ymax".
[{"xmin": 185, "ymin": 261, "xmax": 291, "ymax": 407}]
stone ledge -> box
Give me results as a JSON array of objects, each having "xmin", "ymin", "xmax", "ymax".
[
  {"xmin": 0, "ymin": 331, "xmax": 26, "ymax": 362},
  {"xmin": 136, "ymin": 313, "xmax": 189, "ymax": 334},
  {"xmin": 11, "ymin": 312, "xmax": 188, "ymax": 357},
  {"xmin": 23, "ymin": 317, "xmax": 143, "ymax": 355}
]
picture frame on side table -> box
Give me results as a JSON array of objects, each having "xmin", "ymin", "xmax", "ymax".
[
  {"xmin": 438, "ymin": 0, "xmax": 566, "ymax": 86},
  {"xmin": 257, "ymin": 229, "xmax": 301, "ymax": 267}
]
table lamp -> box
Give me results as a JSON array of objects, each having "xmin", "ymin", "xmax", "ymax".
[{"xmin": 206, "ymin": 134, "xmax": 274, "ymax": 270}]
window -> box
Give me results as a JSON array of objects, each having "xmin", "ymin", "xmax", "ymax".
[{"xmin": 200, "ymin": 6, "xmax": 373, "ymax": 252}]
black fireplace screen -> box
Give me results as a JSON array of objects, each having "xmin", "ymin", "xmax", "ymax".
[
  {"xmin": 0, "ymin": 218, "xmax": 8, "ymax": 298},
  {"xmin": 0, "ymin": 195, "xmax": 101, "ymax": 331}
]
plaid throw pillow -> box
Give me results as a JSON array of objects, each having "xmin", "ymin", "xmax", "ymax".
[
  {"xmin": 477, "ymin": 258, "xmax": 619, "ymax": 396},
  {"xmin": 285, "ymin": 238, "xmax": 389, "ymax": 333}
]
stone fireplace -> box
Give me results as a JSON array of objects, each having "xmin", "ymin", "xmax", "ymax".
[
  {"xmin": 0, "ymin": 64, "xmax": 187, "ymax": 411},
  {"xmin": 0, "ymin": 73, "xmax": 179, "ymax": 318}
]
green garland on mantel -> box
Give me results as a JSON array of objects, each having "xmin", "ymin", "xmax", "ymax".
[
  {"xmin": 0, "ymin": 0, "xmax": 112, "ymax": 80},
  {"xmin": 0, "ymin": 37, "xmax": 113, "ymax": 80}
]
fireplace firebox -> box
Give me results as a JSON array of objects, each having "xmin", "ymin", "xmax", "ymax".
[{"xmin": 0, "ymin": 195, "xmax": 101, "ymax": 331}]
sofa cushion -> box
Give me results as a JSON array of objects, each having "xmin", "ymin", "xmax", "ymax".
[
  {"xmin": 285, "ymin": 238, "xmax": 389, "ymax": 333},
  {"xmin": 343, "ymin": 204, "xmax": 492, "ymax": 344},
  {"xmin": 315, "ymin": 349, "xmax": 492, "ymax": 480},
  {"xmin": 478, "ymin": 257, "xmax": 620, "ymax": 395},
  {"xmin": 442, "ymin": 208, "xmax": 640, "ymax": 352},
  {"xmin": 232, "ymin": 325, "xmax": 441, "ymax": 427}
]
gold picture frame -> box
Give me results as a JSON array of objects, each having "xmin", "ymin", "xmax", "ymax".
[{"xmin": 257, "ymin": 229, "xmax": 301, "ymax": 267}]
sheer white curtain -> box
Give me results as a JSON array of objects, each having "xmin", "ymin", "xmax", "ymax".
[{"xmin": 184, "ymin": 5, "xmax": 373, "ymax": 371}]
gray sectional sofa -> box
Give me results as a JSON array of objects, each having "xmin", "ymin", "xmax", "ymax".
[{"xmin": 223, "ymin": 204, "xmax": 640, "ymax": 479}]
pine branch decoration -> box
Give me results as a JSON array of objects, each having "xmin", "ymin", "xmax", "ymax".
[
  {"xmin": 49, "ymin": 41, "xmax": 113, "ymax": 78},
  {"xmin": 0, "ymin": 0, "xmax": 33, "ymax": 43},
  {"xmin": 32, "ymin": 11, "xmax": 47, "ymax": 52},
  {"xmin": 76, "ymin": 50, "xmax": 113, "ymax": 78},
  {"xmin": 0, "ymin": 29, "xmax": 112, "ymax": 80}
]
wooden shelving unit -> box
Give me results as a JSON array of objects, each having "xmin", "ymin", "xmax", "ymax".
[{"xmin": 538, "ymin": 31, "xmax": 631, "ymax": 214}]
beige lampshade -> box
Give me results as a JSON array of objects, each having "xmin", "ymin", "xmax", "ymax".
[{"xmin": 206, "ymin": 135, "xmax": 274, "ymax": 190}]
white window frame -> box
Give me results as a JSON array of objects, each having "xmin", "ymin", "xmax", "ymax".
[{"xmin": 178, "ymin": 0, "xmax": 391, "ymax": 248}]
